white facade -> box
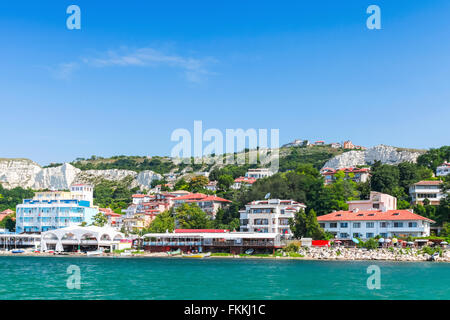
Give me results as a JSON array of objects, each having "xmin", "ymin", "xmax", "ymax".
[
  {"xmin": 318, "ymin": 210, "xmax": 434, "ymax": 240},
  {"xmin": 409, "ymin": 181, "xmax": 445, "ymax": 205},
  {"xmin": 436, "ymin": 163, "xmax": 450, "ymax": 177},
  {"xmin": 239, "ymin": 199, "xmax": 306, "ymax": 238},
  {"xmin": 245, "ymin": 168, "xmax": 273, "ymax": 179},
  {"xmin": 16, "ymin": 184, "xmax": 97, "ymax": 234}
]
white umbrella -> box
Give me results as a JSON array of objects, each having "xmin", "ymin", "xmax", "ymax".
[
  {"xmin": 385, "ymin": 239, "xmax": 392, "ymax": 243},
  {"xmin": 440, "ymin": 241, "xmax": 448, "ymax": 245},
  {"xmin": 378, "ymin": 238, "xmax": 385, "ymax": 243}
]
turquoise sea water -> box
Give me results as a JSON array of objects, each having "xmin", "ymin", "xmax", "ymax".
[{"xmin": 0, "ymin": 256, "xmax": 449, "ymax": 300}]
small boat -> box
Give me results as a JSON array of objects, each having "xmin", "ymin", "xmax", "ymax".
[
  {"xmin": 167, "ymin": 248, "xmax": 181, "ymax": 256},
  {"xmin": 245, "ymin": 248, "xmax": 255, "ymax": 255},
  {"xmin": 11, "ymin": 249, "xmax": 25, "ymax": 254},
  {"xmin": 182, "ymin": 252, "xmax": 211, "ymax": 259},
  {"xmin": 86, "ymin": 250, "xmax": 103, "ymax": 256}
]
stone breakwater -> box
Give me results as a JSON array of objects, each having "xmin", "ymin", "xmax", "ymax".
[{"xmin": 297, "ymin": 247, "xmax": 450, "ymax": 262}]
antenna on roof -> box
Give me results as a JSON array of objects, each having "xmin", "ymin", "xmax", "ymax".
[{"xmin": 264, "ymin": 193, "xmax": 271, "ymax": 199}]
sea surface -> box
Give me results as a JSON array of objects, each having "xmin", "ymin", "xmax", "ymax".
[{"xmin": 0, "ymin": 256, "xmax": 449, "ymax": 300}]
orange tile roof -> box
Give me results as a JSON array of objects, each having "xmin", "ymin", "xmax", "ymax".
[
  {"xmin": 413, "ymin": 180, "xmax": 442, "ymax": 186},
  {"xmin": 317, "ymin": 210, "xmax": 435, "ymax": 223}
]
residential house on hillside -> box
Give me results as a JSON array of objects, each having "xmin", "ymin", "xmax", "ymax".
[
  {"xmin": 231, "ymin": 177, "xmax": 257, "ymax": 190},
  {"xmin": 245, "ymin": 168, "xmax": 273, "ymax": 179},
  {"xmin": 206, "ymin": 180, "xmax": 218, "ymax": 192},
  {"xmin": 320, "ymin": 167, "xmax": 370, "ymax": 185},
  {"xmin": 436, "ymin": 162, "xmax": 450, "ymax": 177},
  {"xmin": 173, "ymin": 193, "xmax": 231, "ymax": 217},
  {"xmin": 409, "ymin": 180, "xmax": 445, "ymax": 205}
]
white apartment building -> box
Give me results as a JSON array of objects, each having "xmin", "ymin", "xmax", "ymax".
[
  {"xmin": 436, "ymin": 162, "xmax": 450, "ymax": 177},
  {"xmin": 245, "ymin": 168, "xmax": 273, "ymax": 179},
  {"xmin": 16, "ymin": 184, "xmax": 98, "ymax": 234},
  {"xmin": 239, "ymin": 199, "xmax": 306, "ymax": 238},
  {"xmin": 409, "ymin": 180, "xmax": 446, "ymax": 205},
  {"xmin": 317, "ymin": 209, "xmax": 434, "ymax": 239}
]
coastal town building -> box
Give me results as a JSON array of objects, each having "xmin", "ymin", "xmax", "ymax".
[
  {"xmin": 15, "ymin": 184, "xmax": 98, "ymax": 234},
  {"xmin": 245, "ymin": 168, "xmax": 273, "ymax": 179},
  {"xmin": 172, "ymin": 193, "xmax": 231, "ymax": 217},
  {"xmin": 317, "ymin": 209, "xmax": 435, "ymax": 239},
  {"xmin": 409, "ymin": 180, "xmax": 445, "ymax": 205},
  {"xmin": 40, "ymin": 225, "xmax": 128, "ymax": 252},
  {"xmin": 99, "ymin": 208, "xmax": 122, "ymax": 229},
  {"xmin": 436, "ymin": 162, "xmax": 450, "ymax": 177},
  {"xmin": 0, "ymin": 209, "xmax": 14, "ymax": 222},
  {"xmin": 343, "ymin": 140, "xmax": 366, "ymax": 150},
  {"xmin": 320, "ymin": 167, "xmax": 370, "ymax": 185},
  {"xmin": 141, "ymin": 229, "xmax": 282, "ymax": 254},
  {"xmin": 347, "ymin": 192, "xmax": 397, "ymax": 212},
  {"xmin": 231, "ymin": 177, "xmax": 257, "ymax": 190},
  {"xmin": 206, "ymin": 180, "xmax": 218, "ymax": 192},
  {"xmin": 239, "ymin": 199, "xmax": 306, "ymax": 238}
]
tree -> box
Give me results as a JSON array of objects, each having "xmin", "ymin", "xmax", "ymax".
[
  {"xmin": 174, "ymin": 178, "xmax": 189, "ymax": 191},
  {"xmin": 146, "ymin": 210, "xmax": 175, "ymax": 233},
  {"xmin": 175, "ymin": 203, "xmax": 212, "ymax": 229},
  {"xmin": 289, "ymin": 209, "xmax": 326, "ymax": 240},
  {"xmin": 92, "ymin": 212, "xmax": 108, "ymax": 227},
  {"xmin": 217, "ymin": 174, "xmax": 234, "ymax": 191},
  {"xmin": 188, "ymin": 176, "xmax": 209, "ymax": 193}
]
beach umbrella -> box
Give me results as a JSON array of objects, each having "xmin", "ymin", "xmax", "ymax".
[
  {"xmin": 352, "ymin": 238, "xmax": 359, "ymax": 244},
  {"xmin": 392, "ymin": 238, "xmax": 398, "ymax": 244},
  {"xmin": 385, "ymin": 239, "xmax": 392, "ymax": 243},
  {"xmin": 407, "ymin": 241, "xmax": 414, "ymax": 245},
  {"xmin": 378, "ymin": 238, "xmax": 385, "ymax": 243},
  {"xmin": 440, "ymin": 241, "xmax": 448, "ymax": 245}
]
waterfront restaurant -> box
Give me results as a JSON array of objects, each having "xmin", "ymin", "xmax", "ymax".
[
  {"xmin": 141, "ymin": 229, "xmax": 281, "ymax": 254},
  {"xmin": 40, "ymin": 226, "xmax": 126, "ymax": 252}
]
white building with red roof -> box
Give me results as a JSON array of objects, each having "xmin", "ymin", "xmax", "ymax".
[
  {"xmin": 232, "ymin": 177, "xmax": 257, "ymax": 190},
  {"xmin": 409, "ymin": 180, "xmax": 445, "ymax": 205},
  {"xmin": 239, "ymin": 199, "xmax": 306, "ymax": 238},
  {"xmin": 320, "ymin": 167, "xmax": 370, "ymax": 185},
  {"xmin": 317, "ymin": 209, "xmax": 435, "ymax": 239}
]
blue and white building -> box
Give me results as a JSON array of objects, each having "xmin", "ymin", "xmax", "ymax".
[{"xmin": 15, "ymin": 184, "xmax": 98, "ymax": 234}]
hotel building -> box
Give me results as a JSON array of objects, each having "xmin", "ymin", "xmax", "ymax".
[
  {"xmin": 15, "ymin": 184, "xmax": 98, "ymax": 234},
  {"xmin": 317, "ymin": 209, "xmax": 435, "ymax": 239},
  {"xmin": 436, "ymin": 162, "xmax": 450, "ymax": 177},
  {"xmin": 239, "ymin": 199, "xmax": 306, "ymax": 238},
  {"xmin": 320, "ymin": 167, "xmax": 370, "ymax": 185}
]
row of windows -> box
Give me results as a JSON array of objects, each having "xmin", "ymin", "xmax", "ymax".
[{"xmin": 322, "ymin": 222, "xmax": 419, "ymax": 229}]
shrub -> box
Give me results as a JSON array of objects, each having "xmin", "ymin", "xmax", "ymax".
[{"xmin": 284, "ymin": 243, "xmax": 300, "ymax": 253}]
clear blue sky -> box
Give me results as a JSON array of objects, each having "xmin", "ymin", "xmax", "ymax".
[{"xmin": 1, "ymin": 1, "xmax": 449, "ymax": 165}]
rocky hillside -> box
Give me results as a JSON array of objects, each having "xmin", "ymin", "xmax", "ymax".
[
  {"xmin": 0, "ymin": 159, "xmax": 162, "ymax": 190},
  {"xmin": 322, "ymin": 145, "xmax": 425, "ymax": 169}
]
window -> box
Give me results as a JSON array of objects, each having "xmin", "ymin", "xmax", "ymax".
[
  {"xmin": 340, "ymin": 222, "xmax": 348, "ymax": 228},
  {"xmin": 408, "ymin": 222, "xmax": 417, "ymax": 228},
  {"xmin": 380, "ymin": 222, "xmax": 388, "ymax": 228},
  {"xmin": 394, "ymin": 222, "xmax": 403, "ymax": 228},
  {"xmin": 330, "ymin": 223, "xmax": 337, "ymax": 228},
  {"xmin": 366, "ymin": 222, "xmax": 374, "ymax": 228},
  {"xmin": 353, "ymin": 233, "xmax": 361, "ymax": 238},
  {"xmin": 340, "ymin": 233, "xmax": 349, "ymax": 238},
  {"xmin": 366, "ymin": 233, "xmax": 374, "ymax": 238},
  {"xmin": 380, "ymin": 233, "xmax": 388, "ymax": 238},
  {"xmin": 319, "ymin": 223, "xmax": 325, "ymax": 228},
  {"xmin": 353, "ymin": 222, "xmax": 361, "ymax": 228}
]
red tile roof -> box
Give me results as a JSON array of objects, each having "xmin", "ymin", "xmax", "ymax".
[
  {"xmin": 199, "ymin": 195, "xmax": 232, "ymax": 203},
  {"xmin": 413, "ymin": 180, "xmax": 442, "ymax": 186},
  {"xmin": 317, "ymin": 210, "xmax": 435, "ymax": 223},
  {"xmin": 234, "ymin": 177, "xmax": 257, "ymax": 184},
  {"xmin": 175, "ymin": 229, "xmax": 229, "ymax": 233}
]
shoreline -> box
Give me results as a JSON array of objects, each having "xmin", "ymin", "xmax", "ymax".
[{"xmin": 1, "ymin": 250, "xmax": 449, "ymax": 263}]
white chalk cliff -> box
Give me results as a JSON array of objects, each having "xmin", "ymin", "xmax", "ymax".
[
  {"xmin": 0, "ymin": 159, "xmax": 162, "ymax": 190},
  {"xmin": 322, "ymin": 145, "xmax": 424, "ymax": 170}
]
